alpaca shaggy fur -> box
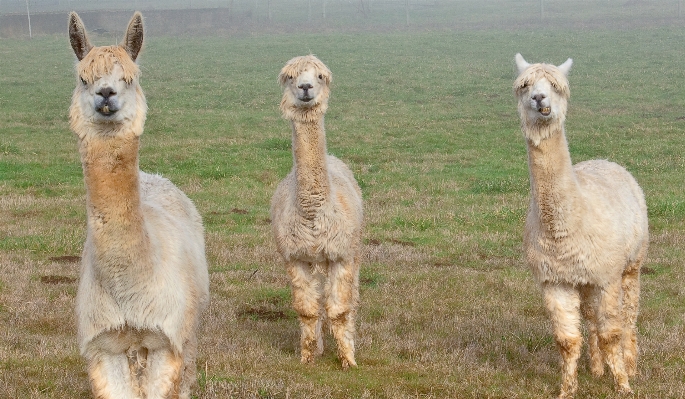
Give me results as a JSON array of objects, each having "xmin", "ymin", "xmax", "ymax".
[
  {"xmin": 69, "ymin": 12, "xmax": 209, "ymax": 399},
  {"xmin": 514, "ymin": 53, "xmax": 648, "ymax": 398},
  {"xmin": 271, "ymin": 55, "xmax": 363, "ymax": 369}
]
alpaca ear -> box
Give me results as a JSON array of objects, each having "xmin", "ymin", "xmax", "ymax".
[
  {"xmin": 515, "ymin": 53, "xmax": 530, "ymax": 75},
  {"xmin": 123, "ymin": 12, "xmax": 144, "ymax": 62},
  {"xmin": 69, "ymin": 12, "xmax": 92, "ymax": 61},
  {"xmin": 557, "ymin": 58, "xmax": 573, "ymax": 76}
]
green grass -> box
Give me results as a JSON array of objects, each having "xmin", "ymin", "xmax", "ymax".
[{"xmin": 2, "ymin": 6, "xmax": 685, "ymax": 399}]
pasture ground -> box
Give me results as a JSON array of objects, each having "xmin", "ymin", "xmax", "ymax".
[{"xmin": 1, "ymin": 9, "xmax": 685, "ymax": 399}]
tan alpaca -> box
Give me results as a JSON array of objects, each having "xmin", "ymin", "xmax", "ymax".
[
  {"xmin": 514, "ymin": 54, "xmax": 648, "ymax": 398},
  {"xmin": 69, "ymin": 12, "xmax": 209, "ymax": 399},
  {"xmin": 271, "ymin": 55, "xmax": 363, "ymax": 369}
]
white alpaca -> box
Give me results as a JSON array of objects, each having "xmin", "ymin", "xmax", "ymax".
[
  {"xmin": 69, "ymin": 12, "xmax": 209, "ymax": 399},
  {"xmin": 514, "ymin": 54, "xmax": 648, "ymax": 398},
  {"xmin": 270, "ymin": 55, "xmax": 363, "ymax": 369}
]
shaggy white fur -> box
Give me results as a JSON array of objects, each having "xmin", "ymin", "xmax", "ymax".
[
  {"xmin": 514, "ymin": 53, "xmax": 648, "ymax": 399},
  {"xmin": 69, "ymin": 12, "xmax": 209, "ymax": 399},
  {"xmin": 271, "ymin": 55, "xmax": 363, "ymax": 369}
]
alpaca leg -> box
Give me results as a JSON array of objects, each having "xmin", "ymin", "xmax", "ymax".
[
  {"xmin": 87, "ymin": 351, "xmax": 139, "ymax": 399},
  {"xmin": 288, "ymin": 260, "xmax": 323, "ymax": 364},
  {"xmin": 542, "ymin": 284, "xmax": 582, "ymax": 399},
  {"xmin": 579, "ymin": 286, "xmax": 603, "ymax": 377},
  {"xmin": 315, "ymin": 306, "xmax": 325, "ymax": 357},
  {"xmin": 597, "ymin": 281, "xmax": 632, "ymax": 394},
  {"xmin": 179, "ymin": 335, "xmax": 199, "ymax": 399},
  {"xmin": 325, "ymin": 259, "xmax": 360, "ymax": 369},
  {"xmin": 145, "ymin": 347, "xmax": 184, "ymax": 399},
  {"xmin": 127, "ymin": 347, "xmax": 148, "ymax": 398},
  {"xmin": 621, "ymin": 249, "xmax": 644, "ymax": 377}
]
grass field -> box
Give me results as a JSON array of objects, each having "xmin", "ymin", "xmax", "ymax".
[{"xmin": 1, "ymin": 7, "xmax": 685, "ymax": 399}]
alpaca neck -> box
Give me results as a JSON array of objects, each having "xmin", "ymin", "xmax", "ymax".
[
  {"xmin": 291, "ymin": 118, "xmax": 330, "ymax": 217},
  {"xmin": 80, "ymin": 132, "xmax": 148, "ymax": 260},
  {"xmin": 526, "ymin": 124, "xmax": 583, "ymax": 238}
]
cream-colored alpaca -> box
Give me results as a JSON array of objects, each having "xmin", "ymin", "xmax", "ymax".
[
  {"xmin": 514, "ymin": 54, "xmax": 648, "ymax": 399},
  {"xmin": 69, "ymin": 12, "xmax": 209, "ymax": 399},
  {"xmin": 271, "ymin": 55, "xmax": 363, "ymax": 369}
]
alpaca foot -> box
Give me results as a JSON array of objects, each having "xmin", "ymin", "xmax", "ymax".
[
  {"xmin": 300, "ymin": 352, "xmax": 315, "ymax": 364},
  {"xmin": 624, "ymin": 354, "xmax": 637, "ymax": 377},
  {"xmin": 557, "ymin": 391, "xmax": 574, "ymax": 399},
  {"xmin": 590, "ymin": 360, "xmax": 604, "ymax": 378},
  {"xmin": 300, "ymin": 337, "xmax": 319, "ymax": 364},
  {"xmin": 616, "ymin": 382, "xmax": 633, "ymax": 395},
  {"xmin": 340, "ymin": 356, "xmax": 357, "ymax": 370}
]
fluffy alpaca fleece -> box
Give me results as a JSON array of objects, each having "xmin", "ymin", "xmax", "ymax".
[
  {"xmin": 270, "ymin": 55, "xmax": 363, "ymax": 369},
  {"xmin": 69, "ymin": 12, "xmax": 209, "ymax": 399},
  {"xmin": 514, "ymin": 53, "xmax": 648, "ymax": 399}
]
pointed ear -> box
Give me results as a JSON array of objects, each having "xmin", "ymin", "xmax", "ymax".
[
  {"xmin": 68, "ymin": 12, "xmax": 92, "ymax": 61},
  {"xmin": 123, "ymin": 12, "xmax": 144, "ymax": 62},
  {"xmin": 557, "ymin": 58, "xmax": 573, "ymax": 76},
  {"xmin": 515, "ymin": 53, "xmax": 530, "ymax": 75}
]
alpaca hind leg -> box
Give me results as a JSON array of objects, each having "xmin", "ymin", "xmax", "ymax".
[
  {"xmin": 87, "ymin": 351, "xmax": 139, "ymax": 399},
  {"xmin": 597, "ymin": 281, "xmax": 632, "ymax": 394},
  {"xmin": 621, "ymin": 249, "xmax": 644, "ymax": 377},
  {"xmin": 325, "ymin": 259, "xmax": 360, "ymax": 369},
  {"xmin": 580, "ymin": 285, "xmax": 603, "ymax": 377},
  {"xmin": 287, "ymin": 260, "xmax": 323, "ymax": 364},
  {"xmin": 315, "ymin": 306, "xmax": 325, "ymax": 357},
  {"xmin": 542, "ymin": 284, "xmax": 582, "ymax": 399},
  {"xmin": 144, "ymin": 347, "xmax": 184, "ymax": 399}
]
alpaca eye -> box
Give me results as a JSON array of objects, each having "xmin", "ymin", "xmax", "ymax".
[
  {"xmin": 80, "ymin": 77, "xmax": 87, "ymax": 85},
  {"xmin": 318, "ymin": 74, "xmax": 323, "ymax": 80}
]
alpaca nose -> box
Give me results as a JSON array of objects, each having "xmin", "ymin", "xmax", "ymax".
[
  {"xmin": 532, "ymin": 93, "xmax": 546, "ymax": 103},
  {"xmin": 97, "ymin": 87, "xmax": 116, "ymax": 99},
  {"xmin": 298, "ymin": 83, "xmax": 313, "ymax": 91}
]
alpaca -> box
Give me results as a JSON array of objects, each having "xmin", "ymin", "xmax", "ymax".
[
  {"xmin": 270, "ymin": 55, "xmax": 363, "ymax": 369},
  {"xmin": 69, "ymin": 12, "xmax": 209, "ymax": 399},
  {"xmin": 513, "ymin": 53, "xmax": 648, "ymax": 398}
]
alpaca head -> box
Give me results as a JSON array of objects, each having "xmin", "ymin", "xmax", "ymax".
[
  {"xmin": 278, "ymin": 55, "xmax": 332, "ymax": 122},
  {"xmin": 514, "ymin": 53, "xmax": 573, "ymax": 145},
  {"xmin": 69, "ymin": 12, "xmax": 146, "ymax": 138}
]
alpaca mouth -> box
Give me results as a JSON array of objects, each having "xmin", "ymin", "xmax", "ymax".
[
  {"xmin": 539, "ymin": 107, "xmax": 551, "ymax": 116},
  {"xmin": 97, "ymin": 104, "xmax": 118, "ymax": 116},
  {"xmin": 299, "ymin": 96, "xmax": 313, "ymax": 103}
]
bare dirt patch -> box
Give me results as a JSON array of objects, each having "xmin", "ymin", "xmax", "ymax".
[
  {"xmin": 49, "ymin": 255, "xmax": 81, "ymax": 263},
  {"xmin": 40, "ymin": 275, "xmax": 77, "ymax": 284}
]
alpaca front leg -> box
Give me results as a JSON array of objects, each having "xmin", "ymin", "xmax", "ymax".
[
  {"xmin": 287, "ymin": 260, "xmax": 323, "ymax": 364},
  {"xmin": 621, "ymin": 253, "xmax": 643, "ymax": 377},
  {"xmin": 580, "ymin": 286, "xmax": 603, "ymax": 377},
  {"xmin": 597, "ymin": 281, "xmax": 632, "ymax": 394},
  {"xmin": 145, "ymin": 347, "xmax": 184, "ymax": 399},
  {"xmin": 179, "ymin": 334, "xmax": 199, "ymax": 399},
  {"xmin": 87, "ymin": 351, "xmax": 139, "ymax": 399},
  {"xmin": 325, "ymin": 259, "xmax": 360, "ymax": 369},
  {"xmin": 542, "ymin": 283, "xmax": 582, "ymax": 399}
]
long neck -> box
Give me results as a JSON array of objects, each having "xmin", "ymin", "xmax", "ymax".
[
  {"xmin": 291, "ymin": 118, "xmax": 329, "ymax": 218},
  {"xmin": 80, "ymin": 132, "xmax": 148, "ymax": 260},
  {"xmin": 526, "ymin": 124, "xmax": 583, "ymax": 238}
]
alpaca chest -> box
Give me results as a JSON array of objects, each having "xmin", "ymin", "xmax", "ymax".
[
  {"xmin": 274, "ymin": 209, "xmax": 358, "ymax": 263},
  {"xmin": 525, "ymin": 227, "xmax": 628, "ymax": 287}
]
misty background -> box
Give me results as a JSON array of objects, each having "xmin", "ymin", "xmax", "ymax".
[{"xmin": 0, "ymin": 0, "xmax": 683, "ymax": 38}]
